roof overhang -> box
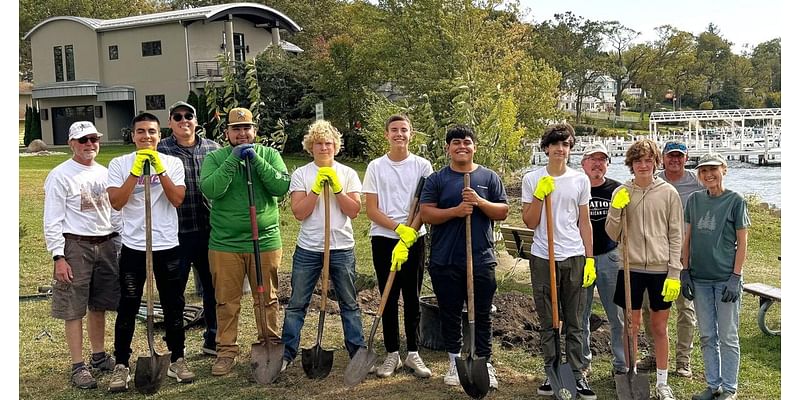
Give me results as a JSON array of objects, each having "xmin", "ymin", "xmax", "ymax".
[
  {"xmin": 32, "ymin": 81, "xmax": 100, "ymax": 99},
  {"xmin": 97, "ymin": 86, "xmax": 135, "ymax": 101}
]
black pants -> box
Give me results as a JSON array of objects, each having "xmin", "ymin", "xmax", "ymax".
[
  {"xmin": 178, "ymin": 230, "xmax": 216, "ymax": 345},
  {"xmin": 429, "ymin": 262, "xmax": 497, "ymax": 358},
  {"xmin": 371, "ymin": 235, "xmax": 426, "ymax": 353},
  {"xmin": 114, "ymin": 245, "xmax": 185, "ymax": 365}
]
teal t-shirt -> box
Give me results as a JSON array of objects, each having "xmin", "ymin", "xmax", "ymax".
[{"xmin": 685, "ymin": 189, "xmax": 750, "ymax": 282}]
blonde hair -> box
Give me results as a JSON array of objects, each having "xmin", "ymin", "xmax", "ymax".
[
  {"xmin": 624, "ymin": 139, "xmax": 662, "ymax": 174},
  {"xmin": 302, "ymin": 120, "xmax": 342, "ymax": 155}
]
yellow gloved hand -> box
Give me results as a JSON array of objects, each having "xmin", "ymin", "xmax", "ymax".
[
  {"xmin": 319, "ymin": 167, "xmax": 343, "ymax": 194},
  {"xmin": 390, "ymin": 242, "xmax": 409, "ymax": 272},
  {"xmin": 533, "ymin": 175, "xmax": 555, "ymax": 201},
  {"xmin": 582, "ymin": 257, "xmax": 596, "ymax": 288},
  {"xmin": 394, "ymin": 223, "xmax": 418, "ymax": 247},
  {"xmin": 311, "ymin": 168, "xmax": 329, "ymax": 195},
  {"xmin": 130, "ymin": 152, "xmax": 151, "ymax": 177},
  {"xmin": 611, "ymin": 187, "xmax": 630, "ymax": 209},
  {"xmin": 662, "ymin": 278, "xmax": 681, "ymax": 302},
  {"xmin": 138, "ymin": 149, "xmax": 166, "ymax": 175}
]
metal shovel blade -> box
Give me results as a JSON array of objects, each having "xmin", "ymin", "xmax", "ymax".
[
  {"xmin": 251, "ymin": 340, "xmax": 285, "ymax": 384},
  {"xmin": 614, "ymin": 369, "xmax": 651, "ymax": 400},
  {"xmin": 343, "ymin": 346, "xmax": 378, "ymax": 387},
  {"xmin": 544, "ymin": 363, "xmax": 578, "ymax": 400},
  {"xmin": 455, "ymin": 354, "xmax": 490, "ymax": 399},
  {"xmin": 134, "ymin": 351, "xmax": 171, "ymax": 395},
  {"xmin": 301, "ymin": 344, "xmax": 334, "ymax": 379}
]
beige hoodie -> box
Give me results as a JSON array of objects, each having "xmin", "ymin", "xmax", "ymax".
[{"xmin": 605, "ymin": 177, "xmax": 683, "ymax": 279}]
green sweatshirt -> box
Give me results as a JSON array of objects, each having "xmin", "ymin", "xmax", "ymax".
[{"xmin": 200, "ymin": 144, "xmax": 290, "ymax": 252}]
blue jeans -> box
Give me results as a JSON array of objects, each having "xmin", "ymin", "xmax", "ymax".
[
  {"xmin": 281, "ymin": 246, "xmax": 365, "ymax": 361},
  {"xmin": 694, "ymin": 279, "xmax": 741, "ymax": 393},
  {"xmin": 581, "ymin": 248, "xmax": 626, "ymax": 372}
]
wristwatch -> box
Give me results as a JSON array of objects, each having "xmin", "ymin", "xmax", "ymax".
[{"xmin": 53, "ymin": 255, "xmax": 65, "ymax": 261}]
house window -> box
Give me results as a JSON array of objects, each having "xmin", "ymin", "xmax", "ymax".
[
  {"xmin": 54, "ymin": 46, "xmax": 64, "ymax": 82},
  {"xmin": 142, "ymin": 41, "xmax": 162, "ymax": 57},
  {"xmin": 145, "ymin": 95, "xmax": 165, "ymax": 110},
  {"xmin": 109, "ymin": 45, "xmax": 118, "ymax": 60},
  {"xmin": 65, "ymin": 45, "xmax": 75, "ymax": 81}
]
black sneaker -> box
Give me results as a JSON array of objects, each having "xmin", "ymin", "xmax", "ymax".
[
  {"xmin": 576, "ymin": 376, "xmax": 597, "ymax": 400},
  {"xmin": 537, "ymin": 377, "xmax": 553, "ymax": 396}
]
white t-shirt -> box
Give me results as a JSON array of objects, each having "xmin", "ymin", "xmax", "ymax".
[
  {"xmin": 107, "ymin": 151, "xmax": 186, "ymax": 251},
  {"xmin": 289, "ymin": 161, "xmax": 361, "ymax": 252},
  {"xmin": 362, "ymin": 153, "xmax": 433, "ymax": 238},
  {"xmin": 43, "ymin": 159, "xmax": 117, "ymax": 257},
  {"xmin": 521, "ymin": 166, "xmax": 590, "ymax": 261}
]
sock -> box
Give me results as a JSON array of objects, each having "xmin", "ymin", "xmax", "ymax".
[
  {"xmin": 91, "ymin": 351, "xmax": 106, "ymax": 363},
  {"xmin": 656, "ymin": 368, "xmax": 668, "ymax": 386},
  {"xmin": 72, "ymin": 361, "xmax": 85, "ymax": 372},
  {"xmin": 448, "ymin": 352, "xmax": 459, "ymax": 365}
]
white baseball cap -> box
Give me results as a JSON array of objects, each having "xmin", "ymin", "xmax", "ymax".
[{"xmin": 68, "ymin": 121, "xmax": 103, "ymax": 140}]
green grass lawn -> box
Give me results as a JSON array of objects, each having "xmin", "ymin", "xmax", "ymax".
[{"xmin": 19, "ymin": 145, "xmax": 780, "ymax": 399}]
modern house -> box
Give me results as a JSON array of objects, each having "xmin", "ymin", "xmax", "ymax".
[{"xmin": 23, "ymin": 3, "xmax": 302, "ymax": 145}]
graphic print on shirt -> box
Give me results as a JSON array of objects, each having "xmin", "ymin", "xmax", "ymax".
[
  {"xmin": 79, "ymin": 181, "xmax": 111, "ymax": 212},
  {"xmin": 588, "ymin": 196, "xmax": 612, "ymax": 222},
  {"xmin": 696, "ymin": 210, "xmax": 717, "ymax": 231}
]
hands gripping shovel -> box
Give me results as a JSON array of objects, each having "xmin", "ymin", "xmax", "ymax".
[
  {"xmin": 245, "ymin": 157, "xmax": 284, "ymax": 385},
  {"xmin": 543, "ymin": 195, "xmax": 577, "ymax": 400},
  {"xmin": 133, "ymin": 161, "xmax": 171, "ymax": 395},
  {"xmin": 343, "ymin": 176, "xmax": 426, "ymax": 387},
  {"xmin": 301, "ymin": 182, "xmax": 335, "ymax": 379},
  {"xmin": 455, "ymin": 173, "xmax": 491, "ymax": 399}
]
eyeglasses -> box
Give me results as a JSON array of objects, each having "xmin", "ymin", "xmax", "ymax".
[
  {"xmin": 171, "ymin": 112, "xmax": 194, "ymax": 122},
  {"xmin": 77, "ymin": 136, "xmax": 99, "ymax": 144}
]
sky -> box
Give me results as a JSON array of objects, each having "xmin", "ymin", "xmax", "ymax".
[{"xmin": 518, "ymin": 0, "xmax": 783, "ymax": 54}]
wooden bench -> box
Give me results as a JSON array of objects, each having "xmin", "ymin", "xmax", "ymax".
[
  {"xmin": 742, "ymin": 282, "xmax": 781, "ymax": 336},
  {"xmin": 498, "ymin": 225, "xmax": 535, "ymax": 260}
]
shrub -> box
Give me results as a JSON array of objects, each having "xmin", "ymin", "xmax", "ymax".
[{"xmin": 699, "ymin": 101, "xmax": 714, "ymax": 110}]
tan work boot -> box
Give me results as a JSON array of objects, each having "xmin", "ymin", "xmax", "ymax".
[{"xmin": 211, "ymin": 356, "xmax": 236, "ymax": 376}]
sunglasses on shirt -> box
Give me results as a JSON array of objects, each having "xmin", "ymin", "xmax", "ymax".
[
  {"xmin": 77, "ymin": 136, "xmax": 99, "ymax": 144},
  {"xmin": 171, "ymin": 112, "xmax": 195, "ymax": 122}
]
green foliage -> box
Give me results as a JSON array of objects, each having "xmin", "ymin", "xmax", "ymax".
[
  {"xmin": 764, "ymin": 92, "xmax": 781, "ymax": 108},
  {"xmin": 699, "ymin": 100, "xmax": 714, "ymax": 110},
  {"xmin": 23, "ymin": 105, "xmax": 33, "ymax": 146},
  {"xmin": 30, "ymin": 106, "xmax": 42, "ymax": 142}
]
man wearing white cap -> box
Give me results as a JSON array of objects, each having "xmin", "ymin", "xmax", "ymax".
[
  {"xmin": 578, "ymin": 143, "xmax": 626, "ymax": 377},
  {"xmin": 44, "ymin": 121, "xmax": 119, "ymax": 389}
]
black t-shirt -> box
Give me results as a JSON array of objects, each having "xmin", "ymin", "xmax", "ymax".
[{"xmin": 589, "ymin": 178, "xmax": 621, "ymax": 255}]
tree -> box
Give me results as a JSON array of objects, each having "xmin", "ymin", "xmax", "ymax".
[
  {"xmin": 750, "ymin": 38, "xmax": 781, "ymax": 93},
  {"xmin": 23, "ymin": 105, "xmax": 33, "ymax": 146},
  {"xmin": 604, "ymin": 23, "xmax": 643, "ymax": 116}
]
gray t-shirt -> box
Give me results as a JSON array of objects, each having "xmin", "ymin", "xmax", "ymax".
[
  {"xmin": 685, "ymin": 189, "xmax": 750, "ymax": 282},
  {"xmin": 656, "ymin": 169, "xmax": 704, "ymax": 207}
]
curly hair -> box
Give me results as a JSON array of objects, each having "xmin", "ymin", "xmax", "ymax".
[
  {"xmin": 302, "ymin": 120, "xmax": 342, "ymax": 155},
  {"xmin": 624, "ymin": 139, "xmax": 662, "ymax": 174},
  {"xmin": 539, "ymin": 123, "xmax": 575, "ymax": 151}
]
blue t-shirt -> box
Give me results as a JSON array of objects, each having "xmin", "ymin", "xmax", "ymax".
[{"xmin": 420, "ymin": 165, "xmax": 507, "ymax": 267}]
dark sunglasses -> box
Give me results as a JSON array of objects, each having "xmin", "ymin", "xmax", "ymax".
[
  {"xmin": 77, "ymin": 136, "xmax": 99, "ymax": 144},
  {"xmin": 171, "ymin": 112, "xmax": 194, "ymax": 122}
]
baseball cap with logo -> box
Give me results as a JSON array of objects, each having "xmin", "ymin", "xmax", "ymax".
[
  {"xmin": 582, "ymin": 143, "xmax": 609, "ymax": 158},
  {"xmin": 695, "ymin": 152, "xmax": 727, "ymax": 168},
  {"xmin": 68, "ymin": 121, "xmax": 103, "ymax": 140},
  {"xmin": 227, "ymin": 107, "xmax": 255, "ymax": 126},
  {"xmin": 169, "ymin": 101, "xmax": 196, "ymax": 115},
  {"xmin": 662, "ymin": 140, "xmax": 688, "ymax": 154}
]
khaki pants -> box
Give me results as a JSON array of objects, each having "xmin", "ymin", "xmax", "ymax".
[
  {"xmin": 209, "ymin": 249, "xmax": 281, "ymax": 358},
  {"xmin": 642, "ymin": 290, "xmax": 696, "ymax": 365}
]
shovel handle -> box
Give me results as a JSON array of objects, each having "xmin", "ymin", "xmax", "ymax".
[
  {"xmin": 464, "ymin": 173, "xmax": 474, "ymax": 323},
  {"xmin": 545, "ymin": 195, "xmax": 559, "ymax": 328},
  {"xmin": 621, "ymin": 209, "xmax": 636, "ymax": 369},
  {"xmin": 315, "ymin": 182, "xmax": 331, "ymax": 346},
  {"xmin": 143, "ymin": 160, "xmax": 157, "ymax": 356}
]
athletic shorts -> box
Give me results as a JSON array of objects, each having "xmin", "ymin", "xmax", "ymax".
[
  {"xmin": 51, "ymin": 235, "xmax": 120, "ymax": 320},
  {"xmin": 613, "ymin": 270, "xmax": 672, "ymax": 312}
]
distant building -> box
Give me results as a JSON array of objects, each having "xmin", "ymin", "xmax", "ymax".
[{"xmin": 23, "ymin": 3, "xmax": 302, "ymax": 145}]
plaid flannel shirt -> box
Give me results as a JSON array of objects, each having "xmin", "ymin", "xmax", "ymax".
[{"xmin": 158, "ymin": 134, "xmax": 221, "ymax": 233}]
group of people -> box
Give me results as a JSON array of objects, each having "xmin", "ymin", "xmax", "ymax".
[{"xmin": 43, "ymin": 108, "xmax": 748, "ymax": 400}]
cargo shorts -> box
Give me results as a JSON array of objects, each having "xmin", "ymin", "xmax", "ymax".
[{"xmin": 51, "ymin": 235, "xmax": 121, "ymax": 320}]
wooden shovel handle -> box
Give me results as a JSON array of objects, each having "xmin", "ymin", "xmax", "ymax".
[
  {"xmin": 464, "ymin": 173, "xmax": 474, "ymax": 323},
  {"xmin": 622, "ymin": 209, "xmax": 636, "ymax": 368},
  {"xmin": 320, "ymin": 182, "xmax": 331, "ymax": 314},
  {"xmin": 545, "ymin": 195, "xmax": 559, "ymax": 328}
]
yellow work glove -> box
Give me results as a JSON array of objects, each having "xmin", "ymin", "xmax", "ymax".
[
  {"xmin": 319, "ymin": 167, "xmax": 343, "ymax": 194},
  {"xmin": 662, "ymin": 278, "xmax": 681, "ymax": 302},
  {"xmin": 390, "ymin": 242, "xmax": 409, "ymax": 272},
  {"xmin": 394, "ymin": 223, "xmax": 418, "ymax": 247},
  {"xmin": 611, "ymin": 187, "xmax": 630, "ymax": 209},
  {"xmin": 130, "ymin": 151, "xmax": 151, "ymax": 177},
  {"xmin": 137, "ymin": 149, "xmax": 166, "ymax": 175},
  {"xmin": 582, "ymin": 257, "xmax": 596, "ymax": 287},
  {"xmin": 533, "ymin": 175, "xmax": 555, "ymax": 201},
  {"xmin": 311, "ymin": 168, "xmax": 328, "ymax": 195}
]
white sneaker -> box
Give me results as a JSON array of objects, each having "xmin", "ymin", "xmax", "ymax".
[
  {"xmin": 657, "ymin": 383, "xmax": 676, "ymax": 400},
  {"xmin": 403, "ymin": 352, "xmax": 432, "ymax": 378},
  {"xmin": 108, "ymin": 364, "xmax": 131, "ymax": 393},
  {"xmin": 444, "ymin": 362, "xmax": 460, "ymax": 386},
  {"xmin": 376, "ymin": 352, "xmax": 402, "ymax": 378},
  {"xmin": 487, "ymin": 362, "xmax": 498, "ymax": 389},
  {"xmin": 280, "ymin": 359, "xmax": 289, "ymax": 373}
]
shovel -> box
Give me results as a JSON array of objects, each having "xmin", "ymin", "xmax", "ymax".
[
  {"xmin": 301, "ymin": 182, "xmax": 334, "ymax": 379},
  {"xmin": 134, "ymin": 161, "xmax": 171, "ymax": 395},
  {"xmin": 455, "ymin": 173, "xmax": 490, "ymax": 399},
  {"xmin": 244, "ymin": 157, "xmax": 284, "ymax": 385},
  {"xmin": 343, "ymin": 176, "xmax": 427, "ymax": 387},
  {"xmin": 614, "ymin": 211, "xmax": 651, "ymax": 400},
  {"xmin": 543, "ymin": 195, "xmax": 577, "ymax": 400}
]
